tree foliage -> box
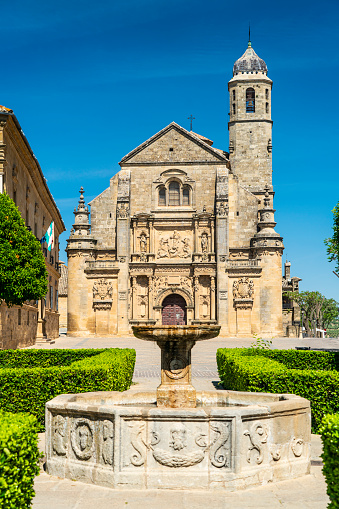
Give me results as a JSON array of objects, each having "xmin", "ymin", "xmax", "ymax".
[
  {"xmin": 325, "ymin": 201, "xmax": 339, "ymax": 273},
  {"xmin": 0, "ymin": 193, "xmax": 48, "ymax": 306},
  {"xmin": 285, "ymin": 290, "xmax": 338, "ymax": 336}
]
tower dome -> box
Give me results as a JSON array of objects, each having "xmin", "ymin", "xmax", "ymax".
[{"xmin": 233, "ymin": 42, "xmax": 267, "ymax": 76}]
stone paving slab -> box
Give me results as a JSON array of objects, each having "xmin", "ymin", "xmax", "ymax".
[{"xmin": 33, "ymin": 464, "xmax": 329, "ymax": 509}]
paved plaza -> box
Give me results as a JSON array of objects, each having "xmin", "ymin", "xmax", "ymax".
[{"xmin": 33, "ymin": 334, "xmax": 334, "ymax": 508}]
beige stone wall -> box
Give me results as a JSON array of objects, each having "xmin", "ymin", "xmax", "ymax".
[
  {"xmin": 58, "ymin": 296, "xmax": 67, "ymax": 328},
  {"xmin": 0, "ymin": 111, "xmax": 65, "ymax": 347},
  {"xmin": 0, "ymin": 302, "xmax": 38, "ymax": 349}
]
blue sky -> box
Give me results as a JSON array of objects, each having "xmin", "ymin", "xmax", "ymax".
[{"xmin": 1, "ymin": 0, "xmax": 339, "ymax": 300}]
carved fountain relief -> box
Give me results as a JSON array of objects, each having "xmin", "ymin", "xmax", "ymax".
[{"xmin": 123, "ymin": 419, "xmax": 232, "ymax": 470}]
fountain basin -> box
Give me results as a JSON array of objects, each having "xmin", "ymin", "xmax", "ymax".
[
  {"xmin": 45, "ymin": 388, "xmax": 311, "ymax": 490},
  {"xmin": 132, "ymin": 325, "xmax": 221, "ymax": 342}
]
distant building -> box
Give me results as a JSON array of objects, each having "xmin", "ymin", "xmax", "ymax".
[
  {"xmin": 0, "ymin": 105, "xmax": 65, "ymax": 348},
  {"xmin": 66, "ymin": 42, "xmax": 287, "ymax": 338},
  {"xmin": 282, "ymin": 261, "xmax": 302, "ymax": 337},
  {"xmin": 58, "ymin": 262, "xmax": 68, "ymax": 329}
]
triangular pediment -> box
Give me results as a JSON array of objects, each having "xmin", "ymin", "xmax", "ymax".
[{"xmin": 119, "ymin": 122, "xmax": 228, "ymax": 165}]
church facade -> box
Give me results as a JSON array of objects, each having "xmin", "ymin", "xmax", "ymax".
[{"xmin": 66, "ymin": 42, "xmax": 284, "ymax": 338}]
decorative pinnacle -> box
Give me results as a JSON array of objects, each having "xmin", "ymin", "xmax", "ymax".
[
  {"xmin": 248, "ymin": 23, "xmax": 251, "ymax": 47},
  {"xmin": 77, "ymin": 186, "xmax": 86, "ymax": 211},
  {"xmin": 264, "ymin": 184, "xmax": 270, "ymax": 208}
]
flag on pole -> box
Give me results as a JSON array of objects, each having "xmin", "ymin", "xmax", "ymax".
[{"xmin": 42, "ymin": 222, "xmax": 54, "ymax": 251}]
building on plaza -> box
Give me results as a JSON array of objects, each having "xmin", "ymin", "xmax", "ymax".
[
  {"xmin": 0, "ymin": 105, "xmax": 65, "ymax": 348},
  {"xmin": 282, "ymin": 261, "xmax": 302, "ymax": 338},
  {"xmin": 58, "ymin": 262, "xmax": 68, "ymax": 329},
  {"xmin": 66, "ymin": 41, "xmax": 286, "ymax": 338}
]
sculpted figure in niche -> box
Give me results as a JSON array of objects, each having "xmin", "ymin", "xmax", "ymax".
[
  {"xmin": 140, "ymin": 233, "xmax": 147, "ymax": 253},
  {"xmin": 201, "ymin": 233, "xmax": 208, "ymax": 253}
]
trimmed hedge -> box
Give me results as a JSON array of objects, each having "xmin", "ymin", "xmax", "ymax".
[
  {"xmin": 217, "ymin": 348, "xmax": 339, "ymax": 433},
  {"xmin": 0, "ymin": 348, "xmax": 136, "ymax": 431},
  {"xmin": 0, "ymin": 411, "xmax": 40, "ymax": 508},
  {"xmin": 320, "ymin": 414, "xmax": 339, "ymax": 509},
  {"xmin": 0, "ymin": 348, "xmax": 107, "ymax": 368}
]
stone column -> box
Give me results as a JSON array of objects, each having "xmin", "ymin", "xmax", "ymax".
[
  {"xmin": 148, "ymin": 275, "xmax": 154, "ymax": 320},
  {"xmin": 132, "ymin": 219, "xmax": 136, "ymax": 253},
  {"xmin": 157, "ymin": 339, "xmax": 196, "ymax": 408},
  {"xmin": 194, "ymin": 276, "xmax": 199, "ymax": 320},
  {"xmin": 132, "ymin": 277, "xmax": 137, "ymax": 320},
  {"xmin": 194, "ymin": 216, "xmax": 198, "ymax": 253},
  {"xmin": 211, "ymin": 220, "xmax": 215, "ymax": 254},
  {"xmin": 149, "ymin": 218, "xmax": 154, "ymax": 254},
  {"xmin": 210, "ymin": 276, "xmax": 216, "ymax": 321}
]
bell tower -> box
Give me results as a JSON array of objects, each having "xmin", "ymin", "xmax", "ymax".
[{"xmin": 228, "ymin": 41, "xmax": 273, "ymax": 192}]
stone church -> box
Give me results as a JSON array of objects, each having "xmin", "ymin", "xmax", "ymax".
[{"xmin": 66, "ymin": 42, "xmax": 284, "ymax": 338}]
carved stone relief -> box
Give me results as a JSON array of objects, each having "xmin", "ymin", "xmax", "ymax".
[
  {"xmin": 52, "ymin": 415, "xmax": 67, "ymax": 456},
  {"xmin": 157, "ymin": 231, "xmax": 191, "ymax": 259},
  {"xmin": 244, "ymin": 423, "xmax": 268, "ymax": 465},
  {"xmin": 233, "ymin": 278, "xmax": 254, "ymax": 299},
  {"xmin": 117, "ymin": 169, "xmax": 131, "ymax": 201},
  {"xmin": 216, "ymin": 201, "xmax": 228, "ymax": 217},
  {"xmin": 93, "ymin": 279, "xmax": 113, "ymax": 300},
  {"xmin": 101, "ymin": 420, "xmax": 114, "ymax": 465},
  {"xmin": 291, "ymin": 437, "xmax": 304, "ymax": 457},
  {"xmin": 117, "ymin": 203, "xmax": 129, "ymax": 218},
  {"xmin": 210, "ymin": 422, "xmax": 231, "ymax": 468},
  {"xmin": 216, "ymin": 169, "xmax": 228, "ymax": 199},
  {"xmin": 71, "ymin": 418, "xmax": 94, "ymax": 461},
  {"xmin": 128, "ymin": 422, "xmax": 146, "ymax": 467},
  {"xmin": 127, "ymin": 420, "xmax": 232, "ymax": 470}
]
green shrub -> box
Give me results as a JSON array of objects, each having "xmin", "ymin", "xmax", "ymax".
[
  {"xmin": 0, "ymin": 411, "xmax": 40, "ymax": 508},
  {"xmin": 320, "ymin": 414, "xmax": 339, "ymax": 508},
  {"xmin": 260, "ymin": 349, "xmax": 339, "ymax": 371},
  {"xmin": 0, "ymin": 348, "xmax": 136, "ymax": 431},
  {"xmin": 217, "ymin": 348, "xmax": 339, "ymax": 433},
  {"xmin": 0, "ymin": 348, "xmax": 107, "ymax": 368}
]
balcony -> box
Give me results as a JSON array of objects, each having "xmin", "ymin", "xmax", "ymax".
[{"xmin": 84, "ymin": 260, "xmax": 119, "ymax": 275}]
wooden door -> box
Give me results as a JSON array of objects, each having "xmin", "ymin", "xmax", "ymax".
[{"xmin": 162, "ymin": 294, "xmax": 187, "ymax": 325}]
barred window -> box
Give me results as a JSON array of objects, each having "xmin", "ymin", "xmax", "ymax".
[
  {"xmin": 169, "ymin": 182, "xmax": 180, "ymax": 206},
  {"xmin": 159, "ymin": 187, "xmax": 166, "ymax": 206},
  {"xmin": 246, "ymin": 88, "xmax": 255, "ymax": 112},
  {"xmin": 183, "ymin": 187, "xmax": 190, "ymax": 206}
]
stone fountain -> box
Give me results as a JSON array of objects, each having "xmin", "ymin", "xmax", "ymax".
[{"xmin": 45, "ymin": 326, "xmax": 311, "ymax": 490}]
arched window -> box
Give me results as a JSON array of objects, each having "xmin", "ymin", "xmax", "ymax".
[
  {"xmin": 266, "ymin": 102, "xmax": 269, "ymax": 114},
  {"xmin": 232, "ymin": 103, "xmax": 236, "ymax": 114},
  {"xmin": 265, "ymin": 89, "xmax": 269, "ymax": 100},
  {"xmin": 183, "ymin": 186, "xmax": 190, "ymax": 206},
  {"xmin": 169, "ymin": 181, "xmax": 180, "ymax": 206},
  {"xmin": 232, "ymin": 90, "xmax": 236, "ymax": 101},
  {"xmin": 158, "ymin": 187, "xmax": 166, "ymax": 206},
  {"xmin": 246, "ymin": 88, "xmax": 255, "ymax": 112}
]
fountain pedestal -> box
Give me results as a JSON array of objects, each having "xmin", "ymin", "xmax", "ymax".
[{"xmin": 132, "ymin": 325, "xmax": 220, "ymax": 408}]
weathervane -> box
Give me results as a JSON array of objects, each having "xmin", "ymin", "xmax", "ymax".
[{"xmin": 188, "ymin": 114, "xmax": 195, "ymax": 132}]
